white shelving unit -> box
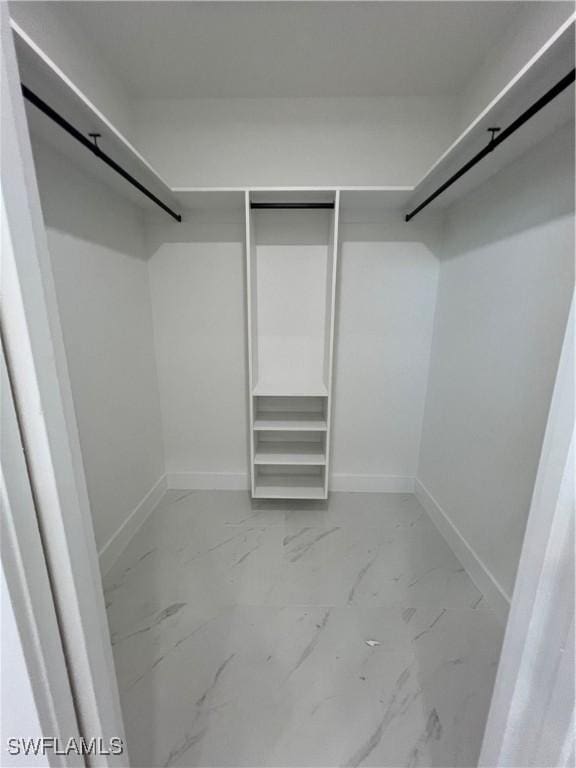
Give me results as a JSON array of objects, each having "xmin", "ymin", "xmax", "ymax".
[{"xmin": 246, "ymin": 192, "xmax": 339, "ymax": 500}]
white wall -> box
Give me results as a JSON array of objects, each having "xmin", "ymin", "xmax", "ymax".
[
  {"xmin": 31, "ymin": 140, "xmax": 164, "ymax": 553},
  {"xmin": 146, "ymin": 215, "xmax": 249, "ymax": 486},
  {"xmin": 254, "ymin": 210, "xmax": 331, "ymax": 394},
  {"xmin": 147, "ymin": 211, "xmax": 441, "ymax": 489},
  {"xmin": 418, "ymin": 122, "xmax": 575, "ymax": 602},
  {"xmin": 332, "ymin": 217, "xmax": 440, "ymax": 489},
  {"xmin": 133, "ymin": 96, "xmax": 456, "ymax": 187}
]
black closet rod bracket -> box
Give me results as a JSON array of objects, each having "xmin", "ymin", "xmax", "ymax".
[
  {"xmin": 405, "ymin": 68, "xmax": 576, "ymax": 222},
  {"xmin": 21, "ymin": 84, "xmax": 182, "ymax": 223},
  {"xmin": 250, "ymin": 202, "xmax": 335, "ymax": 210}
]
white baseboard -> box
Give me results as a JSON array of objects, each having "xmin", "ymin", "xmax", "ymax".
[
  {"xmin": 415, "ymin": 479, "xmax": 510, "ymax": 625},
  {"xmin": 98, "ymin": 475, "xmax": 167, "ymax": 575},
  {"xmin": 167, "ymin": 471, "xmax": 250, "ymax": 490},
  {"xmin": 331, "ymin": 474, "xmax": 415, "ymax": 493}
]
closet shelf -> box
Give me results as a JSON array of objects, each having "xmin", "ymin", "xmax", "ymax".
[
  {"xmin": 254, "ymin": 443, "xmax": 326, "ymax": 465},
  {"xmin": 254, "ymin": 474, "xmax": 326, "ymax": 500},
  {"xmin": 406, "ymin": 18, "xmax": 575, "ymax": 217},
  {"xmin": 253, "ymin": 413, "xmax": 327, "ymax": 432},
  {"xmin": 14, "ymin": 11, "xmax": 572, "ymax": 222},
  {"xmin": 12, "ymin": 21, "xmax": 179, "ymax": 216},
  {"xmin": 252, "ymin": 383, "xmax": 328, "ymax": 397},
  {"xmin": 10, "ymin": 23, "xmax": 414, "ymax": 220},
  {"xmin": 174, "ymin": 187, "xmax": 414, "ymax": 216}
]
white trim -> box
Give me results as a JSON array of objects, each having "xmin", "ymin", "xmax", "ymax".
[
  {"xmin": 415, "ymin": 479, "xmax": 510, "ymax": 624},
  {"xmin": 330, "ymin": 474, "xmax": 415, "ymax": 493},
  {"xmin": 167, "ymin": 472, "xmax": 250, "ymax": 491},
  {"xmin": 98, "ymin": 475, "xmax": 167, "ymax": 576}
]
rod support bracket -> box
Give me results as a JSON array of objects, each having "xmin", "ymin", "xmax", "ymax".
[
  {"xmin": 487, "ymin": 127, "xmax": 501, "ymax": 144},
  {"xmin": 88, "ymin": 132, "xmax": 102, "ymax": 149}
]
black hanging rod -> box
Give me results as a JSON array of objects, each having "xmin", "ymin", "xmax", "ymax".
[
  {"xmin": 21, "ymin": 84, "xmax": 182, "ymax": 222},
  {"xmin": 405, "ymin": 68, "xmax": 576, "ymax": 222},
  {"xmin": 251, "ymin": 202, "xmax": 335, "ymax": 209}
]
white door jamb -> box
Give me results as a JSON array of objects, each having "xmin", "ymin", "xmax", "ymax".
[{"xmin": 1, "ymin": 7, "xmax": 128, "ymax": 765}]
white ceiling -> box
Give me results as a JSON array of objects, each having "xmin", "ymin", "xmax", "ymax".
[{"xmin": 62, "ymin": 1, "xmax": 524, "ymax": 99}]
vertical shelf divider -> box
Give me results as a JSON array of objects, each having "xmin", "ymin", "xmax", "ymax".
[
  {"xmin": 324, "ymin": 190, "xmax": 340, "ymax": 497},
  {"xmin": 245, "ymin": 190, "xmax": 256, "ymax": 497}
]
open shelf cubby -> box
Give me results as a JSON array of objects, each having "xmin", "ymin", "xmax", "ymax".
[
  {"xmin": 251, "ymin": 400, "xmax": 328, "ymax": 497},
  {"xmin": 247, "ymin": 191, "xmax": 339, "ymax": 499},
  {"xmin": 253, "ymin": 396, "xmax": 327, "ymax": 432},
  {"xmin": 254, "ymin": 431, "xmax": 326, "ymax": 466},
  {"xmin": 254, "ymin": 466, "xmax": 326, "ymax": 500}
]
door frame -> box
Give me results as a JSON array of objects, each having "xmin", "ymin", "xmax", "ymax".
[
  {"xmin": 2, "ymin": 334, "xmax": 82, "ymax": 767},
  {"xmin": 1, "ymin": 7, "xmax": 128, "ymax": 765},
  {"xmin": 480, "ymin": 298, "xmax": 575, "ymax": 766}
]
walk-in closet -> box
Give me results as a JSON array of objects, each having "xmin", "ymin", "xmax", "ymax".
[{"xmin": 3, "ymin": 2, "xmax": 574, "ymax": 766}]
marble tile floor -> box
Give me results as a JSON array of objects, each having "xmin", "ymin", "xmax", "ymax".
[{"xmin": 103, "ymin": 491, "xmax": 504, "ymax": 768}]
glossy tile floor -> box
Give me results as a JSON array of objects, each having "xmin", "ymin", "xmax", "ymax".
[{"xmin": 104, "ymin": 491, "xmax": 504, "ymax": 768}]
